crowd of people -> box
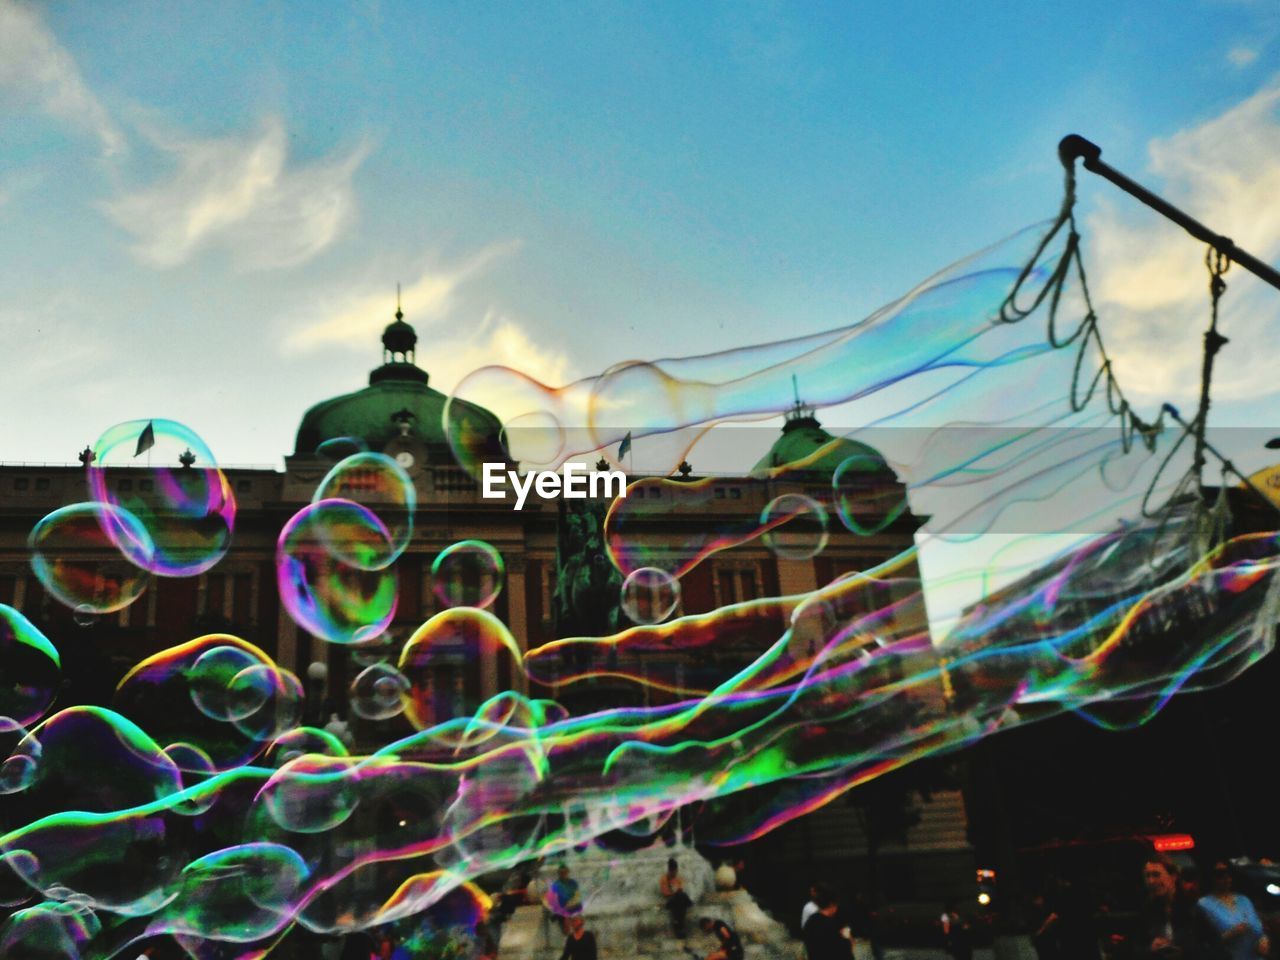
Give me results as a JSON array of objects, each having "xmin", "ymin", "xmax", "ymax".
[{"xmin": 1027, "ymin": 853, "xmax": 1274, "ymax": 960}]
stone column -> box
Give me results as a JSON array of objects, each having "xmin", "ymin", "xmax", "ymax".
[
  {"xmin": 277, "ymin": 610, "xmax": 297, "ymax": 674},
  {"xmin": 506, "ymin": 557, "xmax": 529, "ymax": 694},
  {"xmin": 775, "ymin": 557, "xmax": 818, "ymax": 597}
]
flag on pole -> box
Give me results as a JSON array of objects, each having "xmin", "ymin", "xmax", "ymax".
[
  {"xmin": 618, "ymin": 431, "xmax": 632, "ymax": 461},
  {"xmin": 134, "ymin": 421, "xmax": 156, "ymax": 458}
]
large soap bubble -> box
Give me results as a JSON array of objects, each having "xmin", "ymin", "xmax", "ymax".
[
  {"xmin": 276, "ymin": 499, "xmax": 398, "ymax": 645},
  {"xmin": 0, "ymin": 606, "xmax": 61, "ymax": 726},
  {"xmin": 313, "ymin": 452, "xmax": 415, "ymax": 563},
  {"xmin": 431, "ymin": 540, "xmax": 504, "ymax": 610},
  {"xmin": 87, "ymin": 419, "xmax": 236, "ymax": 577},
  {"xmin": 28, "ymin": 503, "xmax": 153, "ymax": 614}
]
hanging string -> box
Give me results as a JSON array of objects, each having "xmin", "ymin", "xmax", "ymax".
[
  {"xmin": 997, "ymin": 160, "xmax": 1165, "ymax": 457},
  {"xmin": 1190, "ymin": 248, "xmax": 1231, "ymax": 493}
]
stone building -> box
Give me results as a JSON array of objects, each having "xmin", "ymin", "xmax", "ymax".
[{"xmin": 0, "ymin": 307, "xmax": 976, "ymax": 910}]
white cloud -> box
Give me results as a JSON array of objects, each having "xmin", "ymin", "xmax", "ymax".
[
  {"xmin": 281, "ymin": 244, "xmax": 572, "ymax": 396},
  {"xmin": 1086, "ymin": 82, "xmax": 1280, "ymax": 403},
  {"xmin": 0, "ymin": 0, "xmax": 124, "ymax": 156},
  {"xmin": 101, "ymin": 116, "xmax": 369, "ymax": 270},
  {"xmin": 1228, "ymin": 46, "xmax": 1260, "ymax": 68},
  {"xmin": 426, "ymin": 308, "xmax": 574, "ymax": 395},
  {"xmin": 282, "ymin": 243, "xmax": 520, "ymax": 351}
]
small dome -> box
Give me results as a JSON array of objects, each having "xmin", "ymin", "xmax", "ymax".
[
  {"xmin": 382, "ymin": 309, "xmax": 417, "ymax": 355},
  {"xmin": 293, "ymin": 304, "xmax": 505, "ymax": 459},
  {"xmin": 751, "ymin": 414, "xmax": 893, "ymax": 479}
]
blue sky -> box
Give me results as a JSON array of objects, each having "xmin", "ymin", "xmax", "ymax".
[{"xmin": 2, "ymin": 0, "xmax": 1279, "ymax": 472}]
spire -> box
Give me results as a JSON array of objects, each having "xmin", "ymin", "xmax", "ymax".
[
  {"xmin": 783, "ymin": 373, "xmax": 818, "ymax": 431},
  {"xmin": 371, "ymin": 292, "xmax": 428, "ymax": 385}
]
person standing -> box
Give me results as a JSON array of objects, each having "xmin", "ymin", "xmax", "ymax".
[
  {"xmin": 661, "ymin": 857, "xmax": 693, "ymax": 938},
  {"xmin": 941, "ymin": 899, "xmax": 974, "ymax": 960},
  {"xmin": 801, "ymin": 884, "xmax": 824, "ymax": 933},
  {"xmin": 1140, "ymin": 855, "xmax": 1213, "ymax": 959},
  {"xmin": 1198, "ymin": 861, "xmax": 1269, "ymax": 960},
  {"xmin": 803, "ymin": 892, "xmax": 853, "ymax": 960},
  {"xmin": 547, "ymin": 864, "xmax": 583, "ymax": 934},
  {"xmin": 559, "ymin": 916, "xmax": 598, "ymax": 960}
]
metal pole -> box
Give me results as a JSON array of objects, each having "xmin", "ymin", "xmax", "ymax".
[{"xmin": 1059, "ymin": 135, "xmax": 1280, "ymax": 293}]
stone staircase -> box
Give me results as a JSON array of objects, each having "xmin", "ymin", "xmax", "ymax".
[{"xmin": 496, "ymin": 846, "xmax": 804, "ymax": 960}]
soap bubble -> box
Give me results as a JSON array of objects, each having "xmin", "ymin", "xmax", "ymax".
[
  {"xmin": 833, "ymin": 454, "xmax": 906, "ymax": 535},
  {"xmin": 87, "ymin": 419, "xmax": 236, "ymax": 577},
  {"xmin": 760, "ymin": 493, "xmax": 829, "ymax": 560},
  {"xmin": 163, "ymin": 742, "xmax": 219, "ymax": 816},
  {"xmin": 259, "ymin": 754, "xmax": 359, "ymax": 834},
  {"xmin": 188, "ymin": 645, "xmax": 263, "ymax": 722},
  {"xmin": 620, "ymin": 567, "xmax": 681, "ymax": 624},
  {"xmin": 28, "ymin": 503, "xmax": 153, "ymax": 614},
  {"xmin": 350, "ymin": 663, "xmax": 410, "ymax": 721},
  {"xmin": 398, "ymin": 609, "xmax": 523, "ymax": 733},
  {"xmin": 313, "ymin": 452, "xmax": 416, "ymax": 563},
  {"xmin": 431, "ymin": 540, "xmax": 505, "ymax": 610},
  {"xmin": 0, "ymin": 606, "xmax": 61, "ymax": 726},
  {"xmin": 276, "ymin": 499, "xmax": 398, "ymax": 645}
]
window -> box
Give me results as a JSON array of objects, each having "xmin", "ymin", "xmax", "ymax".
[
  {"xmin": 237, "ymin": 479, "xmax": 252, "ymax": 493},
  {"xmin": 715, "ymin": 564, "xmax": 760, "ymax": 607},
  {"xmin": 14, "ymin": 478, "xmax": 28, "ymax": 491},
  {"xmin": 139, "ymin": 479, "xmax": 154, "ymax": 492},
  {"xmin": 35, "ymin": 478, "xmax": 49, "ymax": 491},
  {"xmin": 118, "ymin": 478, "xmax": 133, "ymax": 492}
]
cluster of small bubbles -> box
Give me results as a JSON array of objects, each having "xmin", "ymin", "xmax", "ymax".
[
  {"xmin": 28, "ymin": 504, "xmax": 153, "ymax": 614},
  {"xmin": 313, "ymin": 452, "xmax": 416, "ymax": 561},
  {"xmin": 619, "ymin": 567, "xmax": 681, "ymax": 624},
  {"xmin": 431, "ymin": 540, "xmax": 505, "ymax": 609},
  {"xmin": 276, "ymin": 499, "xmax": 398, "ymax": 645},
  {"xmin": 760, "ymin": 493, "xmax": 830, "ymax": 560},
  {"xmin": 350, "ymin": 663, "xmax": 410, "ymax": 721},
  {"xmin": 832, "ymin": 454, "xmax": 907, "ymax": 535},
  {"xmin": 87, "ymin": 419, "xmax": 236, "ymax": 577},
  {"xmin": 0, "ymin": 606, "xmax": 61, "ymax": 726},
  {"xmin": 115, "ymin": 635, "xmax": 288, "ymax": 770}
]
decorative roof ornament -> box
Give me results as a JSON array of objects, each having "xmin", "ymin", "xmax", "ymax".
[
  {"xmin": 391, "ymin": 408, "xmax": 416, "ymax": 438},
  {"xmin": 783, "ymin": 373, "xmax": 819, "ymax": 431}
]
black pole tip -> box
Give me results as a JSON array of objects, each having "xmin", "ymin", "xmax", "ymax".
[
  {"xmin": 1266, "ymin": 438, "xmax": 1280, "ymax": 450},
  {"xmin": 1058, "ymin": 134, "xmax": 1102, "ymax": 168}
]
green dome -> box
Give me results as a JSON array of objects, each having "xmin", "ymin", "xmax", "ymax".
[
  {"xmin": 751, "ymin": 415, "xmax": 893, "ymax": 479},
  {"xmin": 293, "ymin": 310, "xmax": 504, "ymax": 458}
]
